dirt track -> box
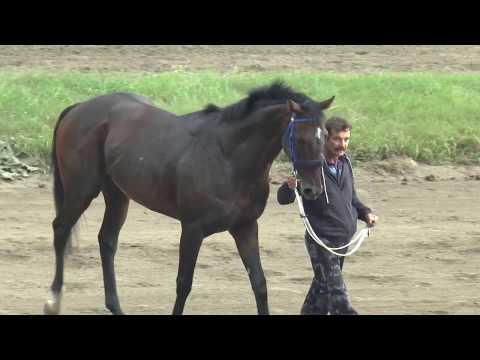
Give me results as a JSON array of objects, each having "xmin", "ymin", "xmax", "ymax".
[
  {"xmin": 2, "ymin": 45, "xmax": 480, "ymax": 73},
  {"xmin": 1, "ymin": 46, "xmax": 480, "ymax": 315}
]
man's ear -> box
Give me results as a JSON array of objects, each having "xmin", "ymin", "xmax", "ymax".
[{"xmin": 319, "ymin": 96, "xmax": 335, "ymax": 110}]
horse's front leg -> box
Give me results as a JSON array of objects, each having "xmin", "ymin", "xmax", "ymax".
[{"xmin": 229, "ymin": 220, "xmax": 269, "ymax": 315}]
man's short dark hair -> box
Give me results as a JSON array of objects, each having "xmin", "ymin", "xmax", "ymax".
[{"xmin": 326, "ymin": 117, "xmax": 352, "ymax": 137}]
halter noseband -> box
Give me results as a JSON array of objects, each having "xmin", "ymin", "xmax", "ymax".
[{"xmin": 282, "ymin": 114, "xmax": 324, "ymax": 172}]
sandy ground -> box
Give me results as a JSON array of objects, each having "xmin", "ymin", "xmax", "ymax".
[{"xmin": 1, "ymin": 46, "xmax": 479, "ymax": 315}]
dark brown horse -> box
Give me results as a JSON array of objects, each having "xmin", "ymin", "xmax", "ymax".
[{"xmin": 44, "ymin": 81, "xmax": 334, "ymax": 315}]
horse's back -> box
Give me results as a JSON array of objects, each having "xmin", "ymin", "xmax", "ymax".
[
  {"xmin": 58, "ymin": 92, "xmax": 179, "ymax": 139},
  {"xmin": 112, "ymin": 92, "xmax": 154, "ymax": 106}
]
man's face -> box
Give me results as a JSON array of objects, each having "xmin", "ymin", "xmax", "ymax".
[{"xmin": 325, "ymin": 129, "xmax": 351, "ymax": 159}]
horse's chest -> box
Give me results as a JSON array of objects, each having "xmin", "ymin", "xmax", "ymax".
[
  {"xmin": 200, "ymin": 187, "xmax": 268, "ymax": 236},
  {"xmin": 234, "ymin": 182, "xmax": 269, "ymax": 220}
]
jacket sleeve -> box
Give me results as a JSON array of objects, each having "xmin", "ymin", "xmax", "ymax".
[
  {"xmin": 277, "ymin": 182, "xmax": 296, "ymax": 205},
  {"xmin": 345, "ymin": 156, "xmax": 372, "ymax": 222},
  {"xmin": 352, "ymin": 186, "xmax": 372, "ymax": 222}
]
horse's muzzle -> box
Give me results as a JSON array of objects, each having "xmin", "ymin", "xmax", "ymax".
[{"xmin": 300, "ymin": 184, "xmax": 323, "ymax": 201}]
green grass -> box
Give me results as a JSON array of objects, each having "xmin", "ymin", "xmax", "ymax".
[{"xmin": 1, "ymin": 71, "xmax": 479, "ymax": 165}]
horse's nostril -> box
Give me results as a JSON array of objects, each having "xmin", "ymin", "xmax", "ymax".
[{"xmin": 303, "ymin": 188, "xmax": 313, "ymax": 197}]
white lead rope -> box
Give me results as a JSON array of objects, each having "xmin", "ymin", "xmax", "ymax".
[{"xmin": 293, "ymin": 186, "xmax": 371, "ymax": 257}]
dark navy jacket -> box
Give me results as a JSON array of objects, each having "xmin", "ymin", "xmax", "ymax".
[{"xmin": 277, "ymin": 156, "xmax": 371, "ymax": 247}]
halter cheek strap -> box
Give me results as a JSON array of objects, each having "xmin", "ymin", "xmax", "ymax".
[{"xmin": 282, "ymin": 115, "xmax": 323, "ymax": 171}]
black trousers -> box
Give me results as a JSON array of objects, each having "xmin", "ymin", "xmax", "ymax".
[{"xmin": 301, "ymin": 233, "xmax": 358, "ymax": 315}]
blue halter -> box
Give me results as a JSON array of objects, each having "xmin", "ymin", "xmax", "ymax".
[{"xmin": 282, "ymin": 115, "xmax": 324, "ymax": 171}]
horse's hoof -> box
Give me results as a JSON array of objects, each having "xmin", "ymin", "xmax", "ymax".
[
  {"xmin": 44, "ymin": 293, "xmax": 62, "ymax": 315},
  {"xmin": 109, "ymin": 309, "xmax": 125, "ymax": 315},
  {"xmin": 106, "ymin": 305, "xmax": 125, "ymax": 315}
]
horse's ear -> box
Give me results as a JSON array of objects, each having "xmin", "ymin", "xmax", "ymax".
[
  {"xmin": 287, "ymin": 99, "xmax": 302, "ymax": 114},
  {"xmin": 320, "ymin": 96, "xmax": 335, "ymax": 110}
]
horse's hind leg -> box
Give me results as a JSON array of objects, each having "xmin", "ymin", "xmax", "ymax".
[
  {"xmin": 229, "ymin": 220, "xmax": 269, "ymax": 315},
  {"xmin": 98, "ymin": 177, "xmax": 129, "ymax": 315},
  {"xmin": 44, "ymin": 186, "xmax": 98, "ymax": 315},
  {"xmin": 172, "ymin": 223, "xmax": 204, "ymax": 315}
]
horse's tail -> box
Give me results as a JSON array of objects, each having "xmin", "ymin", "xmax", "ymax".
[
  {"xmin": 51, "ymin": 103, "xmax": 80, "ymax": 254},
  {"xmin": 51, "ymin": 103, "xmax": 78, "ymax": 216}
]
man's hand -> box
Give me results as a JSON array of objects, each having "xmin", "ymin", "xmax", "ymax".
[
  {"xmin": 286, "ymin": 176, "xmax": 297, "ymax": 190},
  {"xmin": 366, "ymin": 213, "xmax": 378, "ymax": 227}
]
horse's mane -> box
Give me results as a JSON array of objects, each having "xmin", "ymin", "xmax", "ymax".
[
  {"xmin": 216, "ymin": 81, "xmax": 311, "ymax": 122},
  {"xmin": 203, "ymin": 104, "xmax": 222, "ymax": 113}
]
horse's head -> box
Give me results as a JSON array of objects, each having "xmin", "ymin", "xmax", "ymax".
[{"xmin": 282, "ymin": 96, "xmax": 335, "ymax": 200}]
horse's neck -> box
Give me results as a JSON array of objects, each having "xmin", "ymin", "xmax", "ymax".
[{"xmin": 220, "ymin": 107, "xmax": 289, "ymax": 176}]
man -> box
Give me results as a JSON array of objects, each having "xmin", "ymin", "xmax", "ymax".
[{"xmin": 277, "ymin": 117, "xmax": 378, "ymax": 315}]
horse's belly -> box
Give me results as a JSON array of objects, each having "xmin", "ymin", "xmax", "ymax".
[{"xmin": 108, "ymin": 167, "xmax": 180, "ymax": 219}]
